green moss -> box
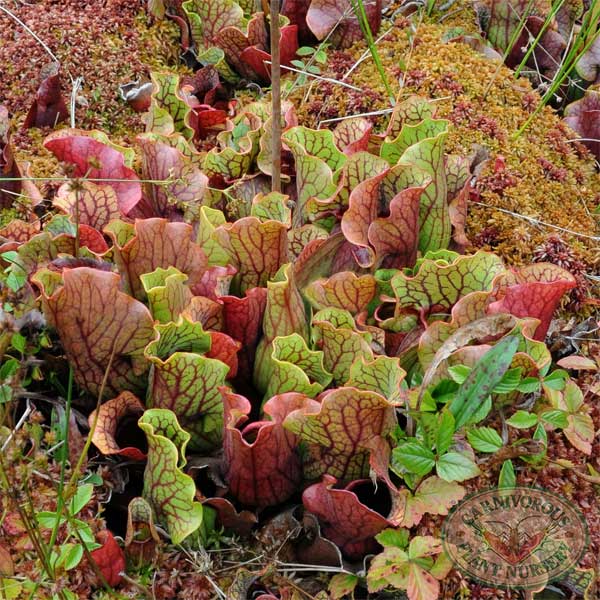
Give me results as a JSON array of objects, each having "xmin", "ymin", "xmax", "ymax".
[{"xmin": 0, "ymin": 208, "xmax": 20, "ymax": 228}]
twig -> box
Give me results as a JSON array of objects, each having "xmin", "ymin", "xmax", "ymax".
[
  {"xmin": 471, "ymin": 201, "xmax": 600, "ymax": 241},
  {"xmin": 1, "ymin": 398, "xmax": 32, "ymax": 451},
  {"xmin": 69, "ymin": 76, "xmax": 84, "ymax": 128},
  {"xmin": 319, "ymin": 107, "xmax": 394, "ymax": 125},
  {"xmin": 264, "ymin": 61, "xmax": 364, "ymax": 91}
]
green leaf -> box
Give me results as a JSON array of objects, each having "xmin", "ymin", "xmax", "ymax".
[
  {"xmin": 419, "ymin": 410, "xmax": 454, "ymax": 454},
  {"xmin": 0, "ymin": 384, "xmax": 12, "ymax": 404},
  {"xmin": 203, "ymin": 113, "xmax": 261, "ymax": 180},
  {"xmin": 467, "ymin": 427, "xmax": 503, "ymax": 453},
  {"xmin": 36, "ymin": 511, "xmax": 64, "ymax": 529},
  {"xmin": 144, "ymin": 72, "xmax": 195, "ymax": 139},
  {"xmin": 70, "ymin": 519, "xmax": 97, "ymax": 547},
  {"xmin": 312, "ymin": 308, "xmax": 373, "ymax": 385},
  {"xmin": 140, "ymin": 267, "xmax": 192, "ymax": 324},
  {"xmin": 367, "ymin": 535, "xmax": 445, "ymax": 597},
  {"xmin": 540, "ymin": 409, "xmax": 569, "ymax": 429},
  {"xmin": 469, "ymin": 395, "xmax": 492, "ymax": 425},
  {"xmin": 447, "ymin": 364, "xmax": 470, "ymax": 384},
  {"xmin": 543, "ymin": 368, "xmax": 569, "ymax": 390},
  {"xmin": 265, "ymin": 333, "xmax": 332, "ymax": 399},
  {"xmin": 391, "ymin": 250, "xmax": 505, "ymax": 315},
  {"xmin": 329, "ymin": 574, "xmax": 359, "ymax": 600},
  {"xmin": 254, "ymin": 264, "xmax": 308, "ymax": 394},
  {"xmin": 250, "ymin": 191, "xmax": 292, "ymax": 226},
  {"xmin": 436, "ymin": 452, "xmax": 480, "ymax": 482},
  {"xmin": 517, "ymin": 376, "xmax": 541, "ymax": 393},
  {"xmin": 392, "ymin": 442, "xmax": 436, "ymax": 477},
  {"xmin": 498, "ymin": 459, "xmax": 516, "ymax": 489},
  {"xmin": 282, "ymin": 126, "xmax": 345, "ymax": 224},
  {"xmin": 492, "ymin": 367, "xmax": 523, "ymax": 394},
  {"xmin": 68, "ymin": 483, "xmax": 94, "ymax": 516},
  {"xmin": 346, "ymin": 355, "xmax": 406, "ymax": 404},
  {"xmin": 390, "ymin": 476, "xmax": 465, "ymax": 528},
  {"xmin": 138, "ymin": 409, "xmax": 204, "ymax": 544},
  {"xmin": 296, "ymin": 46, "xmax": 315, "ymax": 56},
  {"xmin": 10, "ymin": 333, "xmax": 26, "ymax": 354},
  {"xmin": 396, "ymin": 120, "xmax": 449, "ymax": 253},
  {"xmin": 506, "ymin": 410, "xmax": 539, "ymax": 429},
  {"xmin": 376, "ymin": 528, "xmax": 410, "ymax": 549},
  {"xmin": 0, "ymin": 579, "xmax": 22, "ymax": 599},
  {"xmin": 436, "ymin": 410, "xmax": 455, "ymax": 455},
  {"xmin": 0, "ymin": 358, "xmax": 19, "ymax": 380},
  {"xmin": 449, "ymin": 336, "xmax": 520, "ymax": 429},
  {"xmin": 53, "ymin": 544, "xmax": 84, "ymax": 571},
  {"xmin": 145, "ymin": 319, "xmax": 228, "ymax": 452}
]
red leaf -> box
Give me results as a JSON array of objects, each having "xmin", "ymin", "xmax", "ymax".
[
  {"xmin": 53, "ymin": 181, "xmax": 121, "ymax": 231},
  {"xmin": 90, "ymin": 530, "xmax": 126, "ymax": 587},
  {"xmin": 202, "ymin": 497, "xmax": 257, "ymax": 536},
  {"xmin": 44, "ymin": 130, "xmax": 142, "ymax": 216},
  {"xmin": 221, "ymin": 287, "xmax": 268, "ymax": 380},
  {"xmin": 191, "ymin": 105, "xmax": 228, "ymax": 138},
  {"xmin": 207, "ymin": 331, "xmax": 241, "ymax": 379},
  {"xmin": 219, "ymin": 13, "xmax": 269, "ymax": 79},
  {"xmin": 281, "ymin": 0, "xmax": 313, "ymax": 41},
  {"xmin": 0, "ymin": 543, "xmax": 14, "ymax": 576},
  {"xmin": 137, "ymin": 136, "xmax": 209, "ymax": 216},
  {"xmin": 448, "ymin": 180, "xmax": 470, "ymax": 251},
  {"xmin": 332, "ymin": 118, "xmax": 373, "ymax": 155},
  {"xmin": 564, "ymin": 85, "xmax": 600, "ymax": 160},
  {"xmin": 303, "ymin": 475, "xmax": 392, "ymax": 559},
  {"xmin": 488, "ymin": 263, "xmax": 577, "ymax": 340},
  {"xmin": 119, "ymin": 80, "xmax": 153, "ymax": 112},
  {"xmin": 0, "ymin": 219, "xmax": 40, "ymax": 243},
  {"xmin": 222, "ymin": 389, "xmax": 317, "ymax": 507},
  {"xmin": 369, "ymin": 186, "xmax": 423, "ymax": 269},
  {"xmin": 284, "ymin": 387, "xmax": 397, "ymax": 482},
  {"xmin": 23, "ymin": 62, "xmax": 68, "ymax": 130},
  {"xmin": 192, "ymin": 264, "xmax": 237, "ymax": 300},
  {"xmin": 1, "ymin": 106, "xmax": 43, "ymax": 209},
  {"xmin": 214, "ymin": 216, "xmax": 289, "ymax": 294},
  {"xmin": 78, "ymin": 224, "xmax": 109, "ymax": 254},
  {"xmin": 240, "ymin": 25, "xmax": 299, "ymax": 82},
  {"xmin": 181, "ymin": 66, "xmax": 222, "ymax": 104},
  {"xmin": 167, "ymin": 13, "xmax": 191, "ymax": 51},
  {"xmin": 33, "ymin": 267, "xmax": 155, "ymax": 397},
  {"xmin": 89, "ymin": 392, "xmax": 147, "ymax": 461},
  {"xmin": 307, "ymin": 0, "xmax": 381, "ymax": 48},
  {"xmin": 106, "ymin": 218, "xmax": 208, "ymax": 300}
]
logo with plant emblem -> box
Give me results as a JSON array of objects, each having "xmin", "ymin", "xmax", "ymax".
[{"xmin": 441, "ymin": 487, "xmax": 588, "ymax": 590}]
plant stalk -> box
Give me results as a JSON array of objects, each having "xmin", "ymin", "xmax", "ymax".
[{"xmin": 270, "ymin": 0, "xmax": 282, "ymax": 193}]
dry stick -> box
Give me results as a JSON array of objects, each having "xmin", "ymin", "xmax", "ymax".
[
  {"xmin": 74, "ymin": 185, "xmax": 80, "ymax": 258},
  {"xmin": 270, "ymin": 0, "xmax": 282, "ymax": 193},
  {"xmin": 0, "ymin": 4, "xmax": 59, "ymax": 63},
  {"xmin": 470, "ymin": 201, "xmax": 600, "ymax": 242}
]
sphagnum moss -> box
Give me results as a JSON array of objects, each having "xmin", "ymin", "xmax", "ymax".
[{"xmin": 291, "ymin": 19, "xmax": 599, "ymax": 279}]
